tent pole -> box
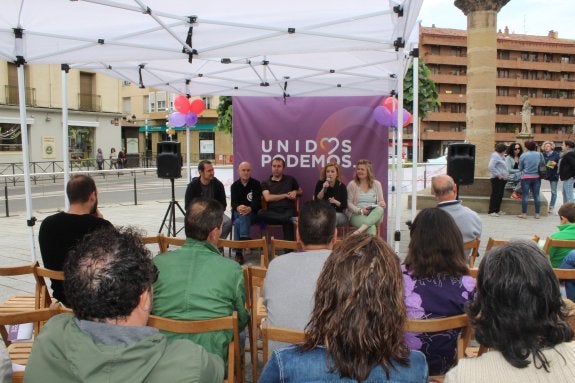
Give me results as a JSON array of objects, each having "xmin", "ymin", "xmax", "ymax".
[
  {"xmin": 16, "ymin": 63, "xmax": 37, "ymax": 262},
  {"xmin": 61, "ymin": 65, "xmax": 70, "ymax": 210},
  {"xmin": 411, "ymin": 51, "xmax": 419, "ymax": 222},
  {"xmin": 186, "ymin": 127, "xmax": 191, "ymax": 183},
  {"xmin": 394, "ymin": 49, "xmax": 406, "ymax": 254}
]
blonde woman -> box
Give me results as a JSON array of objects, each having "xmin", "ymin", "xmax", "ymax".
[{"xmin": 346, "ymin": 159, "xmax": 386, "ymax": 235}]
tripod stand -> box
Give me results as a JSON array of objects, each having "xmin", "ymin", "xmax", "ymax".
[{"xmin": 158, "ymin": 178, "xmax": 186, "ymax": 236}]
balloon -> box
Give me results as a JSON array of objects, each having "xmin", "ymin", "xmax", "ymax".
[
  {"xmin": 168, "ymin": 112, "xmax": 186, "ymax": 127},
  {"xmin": 190, "ymin": 99, "xmax": 205, "ymax": 114},
  {"xmin": 174, "ymin": 95, "xmax": 191, "ymax": 113},
  {"xmin": 185, "ymin": 112, "xmax": 198, "ymax": 126},
  {"xmin": 391, "ymin": 108, "xmax": 412, "ymax": 127},
  {"xmin": 373, "ymin": 106, "xmax": 393, "ymax": 126},
  {"xmin": 383, "ymin": 96, "xmax": 398, "ymax": 112}
]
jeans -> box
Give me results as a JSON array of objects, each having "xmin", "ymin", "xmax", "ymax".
[
  {"xmin": 257, "ymin": 207, "xmax": 295, "ymax": 241},
  {"xmin": 559, "ymin": 250, "xmax": 575, "ymax": 301},
  {"xmin": 563, "ymin": 178, "xmax": 575, "ymax": 203},
  {"xmin": 520, "ymin": 177, "xmax": 541, "ymax": 214},
  {"xmin": 232, "ymin": 211, "xmax": 254, "ymax": 240},
  {"xmin": 548, "ymin": 180, "xmax": 558, "ymax": 210}
]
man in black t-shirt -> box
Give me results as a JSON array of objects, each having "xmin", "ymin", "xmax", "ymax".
[
  {"xmin": 257, "ymin": 157, "xmax": 302, "ymax": 241},
  {"xmin": 38, "ymin": 175, "xmax": 112, "ymax": 306}
]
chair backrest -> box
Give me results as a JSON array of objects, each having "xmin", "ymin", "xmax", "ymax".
[
  {"xmin": 160, "ymin": 235, "xmax": 186, "ymax": 252},
  {"xmin": 485, "ymin": 237, "xmax": 508, "ymax": 252},
  {"xmin": 404, "ymin": 313, "xmax": 470, "ymax": 361},
  {"xmin": 270, "ymin": 237, "xmax": 302, "ymax": 258},
  {"xmin": 468, "ymin": 268, "xmax": 479, "ymax": 278},
  {"xmin": 33, "ymin": 266, "xmax": 64, "ymax": 310},
  {"xmin": 218, "ymin": 237, "xmax": 269, "ymax": 267},
  {"xmin": 147, "ymin": 312, "xmax": 240, "ymax": 383},
  {"xmin": 142, "ymin": 234, "xmax": 168, "ymax": 254},
  {"xmin": 0, "ymin": 263, "xmax": 37, "ymax": 277},
  {"xmin": 464, "ymin": 239, "xmax": 480, "ymax": 268},
  {"xmin": 247, "ymin": 265, "xmax": 268, "ymax": 382},
  {"xmin": 543, "ymin": 237, "xmax": 575, "ymax": 256},
  {"xmin": 261, "ymin": 322, "xmax": 305, "ymax": 365},
  {"xmin": 553, "ymin": 268, "xmax": 575, "ymax": 280}
]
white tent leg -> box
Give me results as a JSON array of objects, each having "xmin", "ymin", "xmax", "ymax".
[
  {"xmin": 411, "ymin": 53, "xmax": 419, "ymax": 222},
  {"xmin": 62, "ymin": 65, "xmax": 70, "ymax": 210},
  {"xmin": 186, "ymin": 127, "xmax": 191, "ymax": 183},
  {"xmin": 394, "ymin": 49, "xmax": 406, "ymax": 254},
  {"xmin": 17, "ymin": 64, "xmax": 37, "ymax": 262}
]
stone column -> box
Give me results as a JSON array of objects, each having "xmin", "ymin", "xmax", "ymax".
[{"xmin": 455, "ymin": 0, "xmax": 510, "ymax": 177}]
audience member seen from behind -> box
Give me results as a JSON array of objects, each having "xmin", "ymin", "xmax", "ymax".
[
  {"xmin": 403, "ymin": 208, "xmax": 476, "ymax": 376},
  {"xmin": 517, "ymin": 140, "xmax": 542, "ymax": 219},
  {"xmin": 264, "ymin": 200, "xmax": 337, "ymax": 351},
  {"xmin": 346, "ymin": 159, "xmax": 386, "ymax": 235},
  {"xmin": 546, "ymin": 202, "xmax": 575, "ymax": 268},
  {"xmin": 542, "ymin": 141, "xmax": 560, "ymax": 214},
  {"xmin": 487, "ymin": 143, "xmax": 509, "ymax": 217},
  {"xmin": 314, "ymin": 162, "xmax": 348, "ymax": 227},
  {"xmin": 559, "ymin": 140, "xmax": 575, "ymax": 204},
  {"xmin": 505, "ymin": 142, "xmax": 523, "ymax": 200},
  {"xmin": 445, "ymin": 240, "xmax": 575, "ymax": 382},
  {"xmin": 259, "ymin": 233, "xmax": 428, "ymax": 382},
  {"xmin": 38, "ymin": 174, "xmax": 112, "ymax": 306},
  {"xmin": 152, "ymin": 197, "xmax": 249, "ymax": 367},
  {"xmin": 26, "ymin": 227, "xmax": 224, "ymax": 382}
]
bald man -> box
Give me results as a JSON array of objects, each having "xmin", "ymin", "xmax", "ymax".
[
  {"xmin": 230, "ymin": 161, "xmax": 262, "ymax": 263},
  {"xmin": 431, "ymin": 174, "xmax": 482, "ymax": 244}
]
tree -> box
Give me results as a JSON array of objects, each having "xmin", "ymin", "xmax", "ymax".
[
  {"xmin": 216, "ymin": 96, "xmax": 232, "ymax": 134},
  {"xmin": 403, "ymin": 59, "xmax": 440, "ymax": 119}
]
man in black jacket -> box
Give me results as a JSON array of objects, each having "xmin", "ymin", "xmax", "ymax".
[
  {"xmin": 559, "ymin": 140, "xmax": 575, "ymax": 203},
  {"xmin": 184, "ymin": 160, "xmax": 231, "ymax": 239}
]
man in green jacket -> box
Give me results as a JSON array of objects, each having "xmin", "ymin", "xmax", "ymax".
[
  {"xmin": 153, "ymin": 197, "xmax": 250, "ymax": 366},
  {"xmin": 26, "ymin": 227, "xmax": 223, "ymax": 383},
  {"xmin": 548, "ymin": 202, "xmax": 575, "ymax": 267}
]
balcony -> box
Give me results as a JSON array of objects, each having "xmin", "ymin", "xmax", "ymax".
[
  {"xmin": 4, "ymin": 85, "xmax": 36, "ymax": 107},
  {"xmin": 77, "ymin": 93, "xmax": 102, "ymax": 112}
]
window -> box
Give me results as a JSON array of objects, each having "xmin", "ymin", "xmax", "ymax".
[
  {"xmin": 0, "ymin": 124, "xmax": 22, "ymax": 152},
  {"xmin": 497, "ymin": 50, "xmax": 510, "ymax": 60},
  {"xmin": 68, "ymin": 126, "xmax": 94, "ymax": 160},
  {"xmin": 122, "ymin": 97, "xmax": 131, "ymax": 114},
  {"xmin": 497, "ymin": 69, "xmax": 509, "ymax": 78},
  {"xmin": 143, "ymin": 95, "xmax": 150, "ymax": 113},
  {"xmin": 199, "ymin": 132, "xmax": 215, "ymax": 160},
  {"xmin": 156, "ymin": 92, "xmax": 167, "ymax": 112},
  {"xmin": 497, "ymin": 87, "xmax": 509, "ymax": 96},
  {"xmin": 202, "ymin": 96, "xmax": 213, "ymax": 110},
  {"xmin": 496, "ymin": 105, "xmax": 508, "ymax": 115},
  {"xmin": 148, "ymin": 93, "xmax": 156, "ymax": 113}
]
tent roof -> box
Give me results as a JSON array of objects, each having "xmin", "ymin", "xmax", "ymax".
[{"xmin": 1, "ymin": 0, "xmax": 422, "ymax": 96}]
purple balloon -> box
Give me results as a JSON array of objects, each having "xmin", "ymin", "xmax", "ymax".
[
  {"xmin": 373, "ymin": 106, "xmax": 393, "ymax": 126},
  {"xmin": 185, "ymin": 112, "xmax": 198, "ymax": 126},
  {"xmin": 391, "ymin": 108, "xmax": 411, "ymax": 127},
  {"xmin": 168, "ymin": 112, "xmax": 186, "ymax": 127}
]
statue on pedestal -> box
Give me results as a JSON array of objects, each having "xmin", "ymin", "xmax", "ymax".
[{"xmin": 520, "ymin": 95, "xmax": 532, "ymax": 135}]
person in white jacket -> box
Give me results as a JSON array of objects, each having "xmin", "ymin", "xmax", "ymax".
[{"xmin": 487, "ymin": 143, "xmax": 509, "ymax": 217}]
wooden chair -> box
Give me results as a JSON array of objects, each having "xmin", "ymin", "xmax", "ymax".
[
  {"xmin": 0, "ymin": 306, "xmax": 65, "ymax": 383},
  {"xmin": 259, "ymin": 195, "xmax": 300, "ymax": 241},
  {"xmin": 33, "ymin": 266, "xmax": 64, "ymax": 310},
  {"xmin": 261, "ymin": 322, "xmax": 305, "ymax": 365},
  {"xmin": 269, "ymin": 237, "xmax": 302, "ymax": 259},
  {"xmin": 485, "ymin": 237, "xmax": 508, "ymax": 252},
  {"xmin": 247, "ymin": 265, "xmax": 268, "ymax": 383},
  {"xmin": 464, "ymin": 239, "xmax": 480, "ymax": 267},
  {"xmin": 405, "ymin": 313, "xmax": 471, "ymax": 383},
  {"xmin": 148, "ymin": 312, "xmax": 241, "ymax": 383},
  {"xmin": 469, "ymin": 267, "xmax": 479, "ymax": 279},
  {"xmin": 553, "ymin": 268, "xmax": 575, "ymax": 280},
  {"xmin": 160, "ymin": 235, "xmax": 186, "ymax": 252},
  {"xmin": 218, "ymin": 237, "xmax": 269, "ymax": 267},
  {"xmin": 142, "ymin": 233, "xmax": 168, "ymax": 254},
  {"xmin": 0, "ymin": 263, "xmax": 38, "ymax": 346},
  {"xmin": 543, "ymin": 237, "xmax": 575, "ymax": 257}
]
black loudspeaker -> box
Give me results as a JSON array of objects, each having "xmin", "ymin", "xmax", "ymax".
[
  {"xmin": 447, "ymin": 143, "xmax": 475, "ymax": 185},
  {"xmin": 157, "ymin": 141, "xmax": 182, "ymax": 179}
]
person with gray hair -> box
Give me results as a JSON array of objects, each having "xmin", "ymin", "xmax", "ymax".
[
  {"xmin": 26, "ymin": 227, "xmax": 224, "ymax": 382},
  {"xmin": 487, "ymin": 143, "xmax": 509, "ymax": 217},
  {"xmin": 431, "ymin": 174, "xmax": 482, "ymax": 243},
  {"xmin": 445, "ymin": 240, "xmax": 575, "ymax": 382},
  {"xmin": 542, "ymin": 141, "xmax": 559, "ymax": 214}
]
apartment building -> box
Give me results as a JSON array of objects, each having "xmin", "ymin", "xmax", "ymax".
[
  {"xmin": 0, "ymin": 62, "xmax": 123, "ymax": 164},
  {"xmin": 418, "ymin": 26, "xmax": 575, "ymax": 160}
]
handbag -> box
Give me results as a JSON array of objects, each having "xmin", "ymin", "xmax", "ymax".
[{"xmin": 538, "ymin": 154, "xmax": 548, "ymax": 179}]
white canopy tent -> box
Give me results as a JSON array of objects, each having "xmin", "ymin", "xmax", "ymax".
[{"xmin": 0, "ymin": 0, "xmax": 423, "ymax": 258}]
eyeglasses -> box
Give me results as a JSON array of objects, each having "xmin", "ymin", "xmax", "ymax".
[{"xmin": 514, "ymin": 147, "xmax": 520, "ymax": 150}]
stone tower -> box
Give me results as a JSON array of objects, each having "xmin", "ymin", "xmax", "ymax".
[{"xmin": 455, "ymin": 0, "xmax": 510, "ymax": 177}]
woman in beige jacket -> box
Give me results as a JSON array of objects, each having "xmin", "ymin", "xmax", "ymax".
[{"xmin": 346, "ymin": 159, "xmax": 386, "ymax": 235}]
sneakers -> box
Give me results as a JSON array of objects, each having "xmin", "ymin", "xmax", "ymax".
[
  {"xmin": 517, "ymin": 214, "xmax": 527, "ymax": 219},
  {"xmin": 534, "ymin": 214, "xmax": 540, "ymax": 219},
  {"xmin": 497, "ymin": 211, "xmax": 506, "ymax": 215},
  {"xmin": 488, "ymin": 212, "xmax": 499, "ymax": 217}
]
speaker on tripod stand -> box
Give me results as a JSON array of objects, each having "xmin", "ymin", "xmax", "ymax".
[{"xmin": 156, "ymin": 141, "xmax": 185, "ymax": 236}]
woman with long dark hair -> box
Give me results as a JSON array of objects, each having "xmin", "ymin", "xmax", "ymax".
[
  {"xmin": 259, "ymin": 234, "xmax": 428, "ymax": 382},
  {"xmin": 445, "ymin": 240, "xmax": 575, "ymax": 382},
  {"xmin": 404, "ymin": 208, "xmax": 475, "ymax": 376}
]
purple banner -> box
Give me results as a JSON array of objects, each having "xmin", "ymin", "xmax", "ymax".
[{"xmin": 233, "ymin": 96, "xmax": 389, "ymax": 229}]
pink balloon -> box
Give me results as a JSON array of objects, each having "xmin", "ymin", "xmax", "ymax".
[
  {"xmin": 383, "ymin": 96, "xmax": 398, "ymax": 112},
  {"xmin": 168, "ymin": 112, "xmax": 186, "ymax": 127},
  {"xmin": 185, "ymin": 112, "xmax": 198, "ymax": 126},
  {"xmin": 174, "ymin": 95, "xmax": 191, "ymax": 113},
  {"xmin": 391, "ymin": 108, "xmax": 412, "ymax": 127},
  {"xmin": 373, "ymin": 106, "xmax": 393, "ymax": 126},
  {"xmin": 190, "ymin": 99, "xmax": 205, "ymax": 114}
]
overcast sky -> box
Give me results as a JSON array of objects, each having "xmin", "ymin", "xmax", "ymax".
[{"xmin": 418, "ymin": 0, "xmax": 574, "ymax": 40}]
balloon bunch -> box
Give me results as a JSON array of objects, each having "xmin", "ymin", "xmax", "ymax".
[
  {"xmin": 167, "ymin": 95, "xmax": 205, "ymax": 127},
  {"xmin": 373, "ymin": 96, "xmax": 413, "ymax": 128}
]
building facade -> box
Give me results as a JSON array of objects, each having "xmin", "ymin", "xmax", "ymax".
[{"xmin": 418, "ymin": 26, "xmax": 575, "ymax": 160}]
